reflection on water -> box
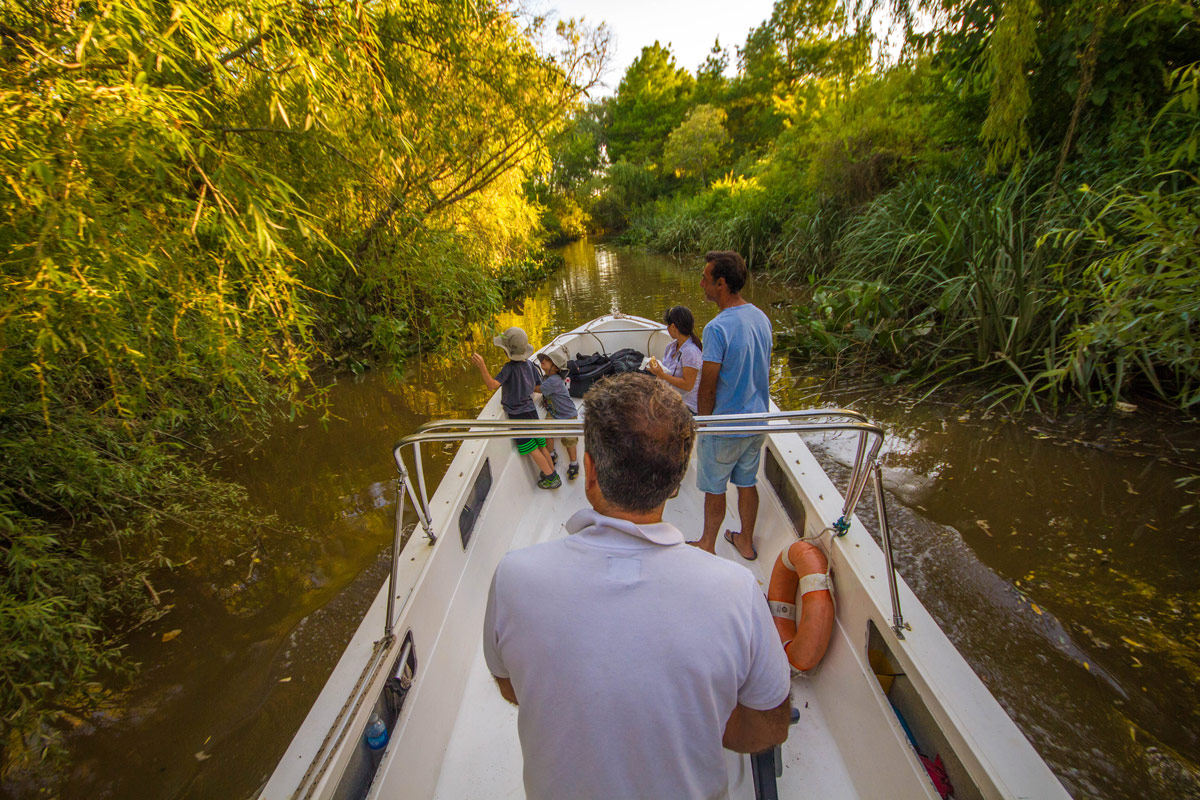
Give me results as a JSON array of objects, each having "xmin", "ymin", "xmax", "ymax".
[{"xmin": 51, "ymin": 241, "xmax": 1200, "ymax": 799}]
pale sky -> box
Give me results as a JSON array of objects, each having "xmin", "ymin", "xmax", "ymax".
[
  {"xmin": 530, "ymin": 0, "xmax": 780, "ymax": 95},
  {"xmin": 526, "ymin": 0, "xmax": 920, "ymax": 97}
]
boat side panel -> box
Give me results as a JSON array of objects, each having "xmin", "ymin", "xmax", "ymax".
[
  {"xmin": 369, "ymin": 415, "xmax": 559, "ymax": 800},
  {"xmin": 763, "ymin": 424, "xmax": 1069, "ymax": 799},
  {"xmin": 753, "ymin": 434, "xmax": 937, "ymax": 799}
]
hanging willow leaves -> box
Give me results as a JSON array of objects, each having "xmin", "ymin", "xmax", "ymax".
[
  {"xmin": 0, "ymin": 0, "xmax": 605, "ymax": 772},
  {"xmin": 981, "ymin": 0, "xmax": 1042, "ymax": 171}
]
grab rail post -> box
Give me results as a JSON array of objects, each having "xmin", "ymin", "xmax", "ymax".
[
  {"xmin": 392, "ymin": 442, "xmax": 436, "ymax": 544},
  {"xmin": 412, "ymin": 443, "xmax": 435, "ymax": 543},
  {"xmin": 835, "ymin": 436, "xmax": 882, "ymax": 535},
  {"xmin": 839, "ymin": 431, "xmax": 868, "ymax": 532},
  {"xmin": 385, "ymin": 470, "xmax": 408, "ymax": 639},
  {"xmin": 873, "ymin": 461, "xmax": 905, "ymax": 638}
]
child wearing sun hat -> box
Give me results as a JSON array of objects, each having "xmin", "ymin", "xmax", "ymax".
[
  {"xmin": 471, "ymin": 327, "xmax": 560, "ymax": 489},
  {"xmin": 535, "ymin": 344, "xmax": 579, "ymax": 481}
]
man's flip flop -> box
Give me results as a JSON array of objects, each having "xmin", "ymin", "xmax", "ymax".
[{"xmin": 724, "ymin": 529, "xmax": 757, "ymax": 561}]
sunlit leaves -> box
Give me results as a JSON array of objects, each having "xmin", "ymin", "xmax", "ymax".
[
  {"xmin": 606, "ymin": 42, "xmax": 696, "ymax": 168},
  {"xmin": 663, "ymin": 104, "xmax": 731, "ymax": 184},
  {"xmin": 0, "ymin": 0, "xmax": 604, "ymax": 772}
]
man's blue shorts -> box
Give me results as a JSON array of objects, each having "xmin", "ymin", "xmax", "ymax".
[{"xmin": 696, "ymin": 434, "xmax": 767, "ymax": 495}]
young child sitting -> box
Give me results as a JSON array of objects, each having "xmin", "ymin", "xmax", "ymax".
[
  {"xmin": 471, "ymin": 327, "xmax": 560, "ymax": 489},
  {"xmin": 535, "ymin": 345, "xmax": 580, "ymax": 480}
]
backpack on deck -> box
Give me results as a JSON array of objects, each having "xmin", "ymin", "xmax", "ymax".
[
  {"xmin": 565, "ymin": 352, "xmax": 615, "ymax": 398},
  {"xmin": 565, "ymin": 348, "xmax": 646, "ymax": 398},
  {"xmin": 608, "ymin": 348, "xmax": 645, "ymax": 374}
]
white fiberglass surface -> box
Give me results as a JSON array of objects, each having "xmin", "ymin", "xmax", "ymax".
[{"xmin": 430, "ymin": 455, "xmax": 861, "ymax": 800}]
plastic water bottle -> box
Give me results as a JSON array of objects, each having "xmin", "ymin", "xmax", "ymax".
[{"xmin": 365, "ymin": 713, "xmax": 389, "ymax": 752}]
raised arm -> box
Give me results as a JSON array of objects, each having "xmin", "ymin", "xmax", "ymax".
[
  {"xmin": 471, "ymin": 353, "xmax": 501, "ymax": 392},
  {"xmin": 722, "ymin": 695, "xmax": 791, "ymax": 753}
]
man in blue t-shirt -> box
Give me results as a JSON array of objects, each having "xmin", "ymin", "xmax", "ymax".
[{"xmin": 693, "ymin": 250, "xmax": 772, "ymax": 560}]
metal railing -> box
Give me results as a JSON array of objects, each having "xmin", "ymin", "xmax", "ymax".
[
  {"xmin": 540, "ymin": 322, "xmax": 668, "ymax": 358},
  {"xmin": 386, "ymin": 409, "xmax": 907, "ymax": 639}
]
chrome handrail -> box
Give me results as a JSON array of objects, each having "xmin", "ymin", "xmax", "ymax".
[
  {"xmin": 385, "ymin": 409, "xmax": 907, "ymax": 639},
  {"xmin": 402, "ymin": 408, "xmax": 870, "ymax": 434}
]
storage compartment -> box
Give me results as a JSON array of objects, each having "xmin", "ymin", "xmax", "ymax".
[
  {"xmin": 334, "ymin": 633, "xmax": 418, "ymax": 800},
  {"xmin": 458, "ymin": 459, "xmax": 492, "ymax": 549},
  {"xmin": 867, "ymin": 621, "xmax": 981, "ymax": 800}
]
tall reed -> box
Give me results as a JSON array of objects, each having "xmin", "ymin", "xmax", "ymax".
[{"xmin": 791, "ymin": 153, "xmax": 1197, "ymax": 411}]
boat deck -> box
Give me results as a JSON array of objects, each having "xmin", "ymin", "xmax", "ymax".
[
  {"xmin": 430, "ymin": 459, "xmax": 859, "ymax": 800},
  {"xmin": 265, "ymin": 314, "xmax": 1069, "ymax": 800}
]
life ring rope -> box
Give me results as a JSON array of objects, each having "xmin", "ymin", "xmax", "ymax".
[
  {"xmin": 788, "ymin": 525, "xmax": 844, "ymax": 616},
  {"xmin": 772, "ymin": 560, "xmax": 836, "ymax": 617},
  {"xmin": 780, "ymin": 545, "xmax": 797, "ymax": 571}
]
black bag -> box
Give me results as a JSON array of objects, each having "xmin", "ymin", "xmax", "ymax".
[
  {"xmin": 565, "ymin": 348, "xmax": 647, "ymax": 397},
  {"xmin": 608, "ymin": 347, "xmax": 645, "ymax": 374},
  {"xmin": 566, "ymin": 352, "xmax": 615, "ymax": 398}
]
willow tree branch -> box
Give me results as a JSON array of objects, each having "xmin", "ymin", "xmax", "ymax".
[
  {"xmin": 197, "ymin": 32, "xmax": 266, "ymax": 75},
  {"xmin": 1048, "ymin": 4, "xmax": 1110, "ymax": 201}
]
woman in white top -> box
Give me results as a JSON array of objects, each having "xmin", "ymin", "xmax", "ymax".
[{"xmin": 648, "ymin": 305, "xmax": 703, "ymax": 413}]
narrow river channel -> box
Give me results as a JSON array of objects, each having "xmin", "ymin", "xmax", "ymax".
[{"xmin": 47, "ymin": 241, "xmax": 1200, "ymax": 799}]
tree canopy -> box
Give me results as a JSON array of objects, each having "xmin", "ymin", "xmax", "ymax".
[
  {"xmin": 605, "ymin": 41, "xmax": 695, "ymax": 167},
  {"xmin": 0, "ymin": 0, "xmax": 605, "ymax": 772},
  {"xmin": 663, "ymin": 104, "xmax": 731, "ymax": 184}
]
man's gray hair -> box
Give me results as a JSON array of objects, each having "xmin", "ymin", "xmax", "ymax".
[{"xmin": 584, "ymin": 373, "xmax": 695, "ymax": 512}]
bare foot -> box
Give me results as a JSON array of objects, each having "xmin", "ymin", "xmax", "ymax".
[{"xmin": 687, "ymin": 539, "xmax": 715, "ymax": 554}]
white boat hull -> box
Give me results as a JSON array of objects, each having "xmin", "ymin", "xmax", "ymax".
[{"xmin": 262, "ymin": 314, "xmax": 1068, "ymax": 800}]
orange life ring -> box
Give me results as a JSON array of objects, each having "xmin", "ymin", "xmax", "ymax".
[{"xmin": 767, "ymin": 541, "xmax": 834, "ymax": 672}]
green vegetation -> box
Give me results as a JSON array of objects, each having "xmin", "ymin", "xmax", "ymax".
[
  {"xmin": 663, "ymin": 105, "xmax": 732, "ymax": 186},
  {"xmin": 2, "ymin": 0, "xmax": 1196, "ymax": 778},
  {"xmin": 538, "ymin": 0, "xmax": 1200, "ymax": 412},
  {"xmin": 0, "ymin": 0, "xmax": 602, "ymax": 771}
]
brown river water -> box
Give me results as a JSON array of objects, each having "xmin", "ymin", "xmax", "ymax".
[{"xmin": 36, "ymin": 241, "xmax": 1200, "ymax": 799}]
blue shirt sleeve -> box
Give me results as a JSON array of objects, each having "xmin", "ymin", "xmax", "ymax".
[{"xmin": 703, "ymin": 318, "xmax": 727, "ymax": 365}]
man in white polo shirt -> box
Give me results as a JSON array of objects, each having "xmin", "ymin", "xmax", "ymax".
[{"xmin": 483, "ymin": 373, "xmax": 791, "ymax": 800}]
